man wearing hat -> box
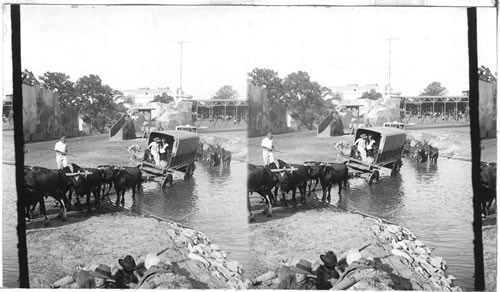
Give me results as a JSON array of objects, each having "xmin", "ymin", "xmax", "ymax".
[
  {"xmin": 261, "ymin": 132, "xmax": 275, "ymax": 166},
  {"xmin": 316, "ymin": 251, "xmax": 340, "ymax": 290},
  {"xmin": 89, "ymin": 264, "xmax": 117, "ymax": 288},
  {"xmin": 354, "ymin": 133, "xmax": 368, "ymax": 162},
  {"xmin": 148, "ymin": 137, "xmax": 161, "ymax": 165},
  {"xmin": 277, "ymin": 259, "xmax": 316, "ymax": 290},
  {"xmin": 159, "ymin": 138, "xmax": 170, "ymax": 167},
  {"xmin": 115, "ymin": 255, "xmax": 139, "ymax": 288}
]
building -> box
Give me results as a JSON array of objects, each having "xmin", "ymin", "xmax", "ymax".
[
  {"xmin": 329, "ymin": 83, "xmax": 400, "ymax": 102},
  {"xmin": 120, "ymin": 87, "xmax": 175, "ymax": 105}
]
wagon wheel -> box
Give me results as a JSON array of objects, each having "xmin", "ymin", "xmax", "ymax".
[
  {"xmin": 161, "ymin": 173, "xmax": 173, "ymax": 188},
  {"xmin": 368, "ymin": 169, "xmax": 380, "ymax": 184},
  {"xmin": 183, "ymin": 163, "xmax": 195, "ymax": 180},
  {"xmin": 391, "ymin": 159, "xmax": 402, "ymax": 177}
]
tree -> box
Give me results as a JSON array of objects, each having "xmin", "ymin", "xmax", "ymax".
[
  {"xmin": 420, "ymin": 82, "xmax": 448, "ymax": 96},
  {"xmin": 74, "ymin": 74, "xmax": 123, "ymax": 132},
  {"xmin": 321, "ymin": 86, "xmax": 343, "ymax": 101},
  {"xmin": 22, "ymin": 69, "xmax": 40, "ymax": 86},
  {"xmin": 283, "ymin": 71, "xmax": 331, "ymax": 130},
  {"xmin": 152, "ymin": 92, "xmax": 175, "ymax": 103},
  {"xmin": 213, "ymin": 85, "xmax": 238, "ymax": 99},
  {"xmin": 360, "ymin": 89, "xmax": 383, "ymax": 100},
  {"xmin": 247, "ymin": 68, "xmax": 284, "ymax": 103},
  {"xmin": 38, "ymin": 71, "xmax": 78, "ymax": 112}
]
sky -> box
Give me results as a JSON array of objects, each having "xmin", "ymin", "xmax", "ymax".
[{"xmin": 2, "ymin": 5, "xmax": 497, "ymax": 98}]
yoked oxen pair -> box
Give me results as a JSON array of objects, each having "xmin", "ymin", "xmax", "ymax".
[
  {"xmin": 303, "ymin": 161, "xmax": 350, "ymax": 202},
  {"xmin": 112, "ymin": 166, "xmax": 143, "ymax": 206},
  {"xmin": 273, "ymin": 161, "xmax": 308, "ymax": 208},
  {"xmin": 318, "ymin": 161, "xmax": 350, "ymax": 203},
  {"xmin": 66, "ymin": 167, "xmax": 103, "ymax": 213},
  {"xmin": 24, "ymin": 166, "xmax": 71, "ymax": 225},
  {"xmin": 247, "ymin": 164, "xmax": 275, "ymax": 222},
  {"xmin": 479, "ymin": 162, "xmax": 496, "ymax": 217}
]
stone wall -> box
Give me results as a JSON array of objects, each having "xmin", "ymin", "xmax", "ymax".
[{"xmin": 248, "ymin": 84, "xmax": 289, "ymax": 137}]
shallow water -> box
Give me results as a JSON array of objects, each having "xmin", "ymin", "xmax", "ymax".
[{"xmin": 334, "ymin": 158, "xmax": 474, "ymax": 290}]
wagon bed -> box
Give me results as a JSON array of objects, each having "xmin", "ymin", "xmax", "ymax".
[
  {"xmin": 133, "ymin": 130, "xmax": 200, "ymax": 187},
  {"xmin": 346, "ymin": 127, "xmax": 407, "ymax": 184}
]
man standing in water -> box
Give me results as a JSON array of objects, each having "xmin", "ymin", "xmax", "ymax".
[
  {"xmin": 261, "ymin": 132, "xmax": 275, "ymax": 166},
  {"xmin": 54, "ymin": 135, "xmax": 69, "ymax": 169}
]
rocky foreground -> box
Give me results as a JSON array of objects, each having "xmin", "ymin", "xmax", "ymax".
[
  {"xmin": 26, "ymin": 213, "xmax": 245, "ymax": 289},
  {"xmin": 249, "ymin": 209, "xmax": 461, "ymax": 291}
]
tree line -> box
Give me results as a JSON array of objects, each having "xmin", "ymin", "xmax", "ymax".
[
  {"xmin": 22, "ymin": 69, "xmax": 128, "ymax": 133},
  {"xmin": 247, "ymin": 68, "xmax": 336, "ymax": 130}
]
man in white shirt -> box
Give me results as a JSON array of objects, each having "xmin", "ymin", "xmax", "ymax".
[
  {"xmin": 54, "ymin": 136, "xmax": 69, "ymax": 169},
  {"xmin": 148, "ymin": 137, "xmax": 161, "ymax": 165},
  {"xmin": 261, "ymin": 132, "xmax": 275, "ymax": 166}
]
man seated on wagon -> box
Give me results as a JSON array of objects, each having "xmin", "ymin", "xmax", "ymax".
[{"xmin": 159, "ymin": 138, "xmax": 170, "ymax": 167}]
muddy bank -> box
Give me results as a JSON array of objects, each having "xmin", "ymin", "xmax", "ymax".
[{"xmin": 27, "ymin": 213, "xmax": 245, "ymax": 288}]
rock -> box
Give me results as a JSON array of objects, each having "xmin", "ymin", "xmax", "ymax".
[
  {"xmin": 188, "ymin": 252, "xmax": 210, "ymax": 267},
  {"xmin": 226, "ymin": 260, "xmax": 240, "ymax": 273},
  {"xmin": 414, "ymin": 239, "xmax": 425, "ymax": 247},
  {"xmin": 386, "ymin": 224, "xmax": 400, "ymax": 234},
  {"xmin": 447, "ymin": 275, "xmax": 456, "ymax": 282},
  {"xmin": 379, "ymin": 230, "xmax": 394, "ymax": 242},
  {"xmin": 211, "ymin": 244, "xmax": 221, "ymax": 251},
  {"xmin": 430, "ymin": 256, "xmax": 443, "ymax": 269},
  {"xmin": 210, "ymin": 250, "xmax": 223, "ymax": 259},
  {"xmin": 394, "ymin": 240, "xmax": 408, "ymax": 250},
  {"xmin": 391, "ymin": 249, "xmax": 413, "ymax": 262},
  {"xmin": 183, "ymin": 228, "xmax": 195, "ymax": 238},
  {"xmin": 415, "ymin": 247, "xmax": 427, "ymax": 255},
  {"xmin": 370, "ymin": 224, "xmax": 380, "ymax": 234},
  {"xmin": 441, "ymin": 258, "xmax": 447, "ymax": 269},
  {"xmin": 166, "ymin": 229, "xmax": 176, "ymax": 238},
  {"xmin": 215, "ymin": 257, "xmax": 225, "ymax": 265}
]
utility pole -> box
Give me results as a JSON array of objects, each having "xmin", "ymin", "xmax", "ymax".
[
  {"xmin": 384, "ymin": 37, "xmax": 399, "ymax": 99},
  {"xmin": 174, "ymin": 39, "xmax": 190, "ymax": 98}
]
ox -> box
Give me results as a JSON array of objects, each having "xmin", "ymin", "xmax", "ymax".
[
  {"xmin": 70, "ymin": 168, "xmax": 103, "ymax": 213},
  {"xmin": 113, "ymin": 166, "xmax": 142, "ymax": 206},
  {"xmin": 268, "ymin": 160, "xmax": 288, "ymax": 203},
  {"xmin": 480, "ymin": 162, "xmax": 496, "ymax": 217},
  {"xmin": 304, "ymin": 161, "xmax": 322, "ymax": 194},
  {"xmin": 221, "ymin": 149, "xmax": 232, "ymax": 167},
  {"xmin": 319, "ymin": 162, "xmax": 349, "ymax": 203},
  {"xmin": 427, "ymin": 145, "xmax": 439, "ymax": 163},
  {"xmin": 247, "ymin": 164, "xmax": 275, "ymax": 221},
  {"xmin": 24, "ymin": 166, "xmax": 70, "ymax": 225},
  {"xmin": 276, "ymin": 164, "xmax": 308, "ymax": 207},
  {"xmin": 209, "ymin": 151, "xmax": 220, "ymax": 167},
  {"xmin": 97, "ymin": 165, "xmax": 116, "ymax": 198}
]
